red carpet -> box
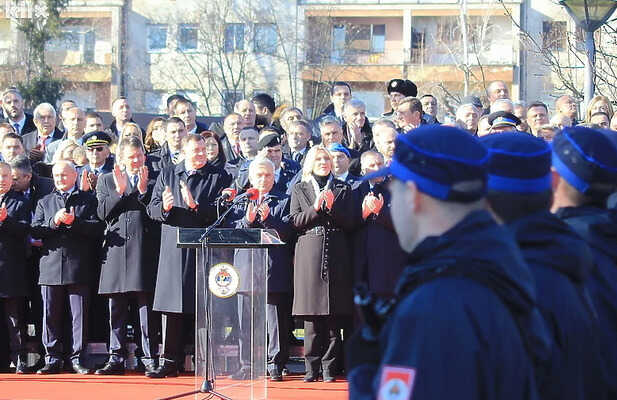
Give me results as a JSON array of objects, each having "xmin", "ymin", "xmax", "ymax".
[{"xmin": 0, "ymin": 373, "xmax": 348, "ymax": 400}]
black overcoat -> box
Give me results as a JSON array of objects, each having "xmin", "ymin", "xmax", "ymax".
[
  {"xmin": 289, "ymin": 178, "xmax": 355, "ymax": 316},
  {"xmin": 147, "ymin": 162, "xmax": 231, "ymax": 314},
  {"xmin": 0, "ymin": 190, "xmax": 31, "ymax": 297},
  {"xmin": 96, "ymin": 167, "xmax": 159, "ymax": 294},
  {"xmin": 32, "ymin": 190, "xmax": 104, "ymax": 285}
]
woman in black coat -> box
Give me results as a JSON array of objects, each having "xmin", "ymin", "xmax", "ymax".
[{"xmin": 289, "ymin": 144, "xmax": 355, "ymax": 383}]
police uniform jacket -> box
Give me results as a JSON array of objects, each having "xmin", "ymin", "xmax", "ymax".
[
  {"xmin": 233, "ymin": 158, "xmax": 301, "ymax": 194},
  {"xmin": 289, "ymin": 177, "xmax": 355, "ymax": 316},
  {"xmin": 78, "ymin": 156, "xmax": 115, "ymax": 177},
  {"xmin": 508, "ymin": 211, "xmax": 607, "ymax": 400},
  {"xmin": 147, "ymin": 161, "xmax": 232, "ymax": 314},
  {"xmin": 0, "ymin": 190, "xmax": 31, "ymax": 297},
  {"xmin": 32, "ymin": 190, "xmax": 104, "ymax": 285},
  {"xmin": 351, "ymin": 180, "xmax": 407, "ymax": 297},
  {"xmin": 556, "ymin": 205, "xmax": 617, "ymax": 397},
  {"xmin": 96, "ymin": 166, "xmax": 159, "ymax": 294},
  {"xmin": 228, "ymin": 191, "xmax": 295, "ymax": 293},
  {"xmin": 349, "ymin": 211, "xmax": 549, "ymax": 400}
]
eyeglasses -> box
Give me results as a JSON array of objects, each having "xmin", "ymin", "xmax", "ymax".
[{"xmin": 87, "ymin": 146, "xmax": 106, "ymax": 152}]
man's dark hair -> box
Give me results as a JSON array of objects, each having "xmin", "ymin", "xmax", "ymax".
[
  {"xmin": 399, "ymin": 97, "xmax": 423, "ymax": 114},
  {"xmin": 2, "ymin": 132, "xmax": 23, "ymax": 144},
  {"xmin": 85, "ymin": 111, "xmax": 102, "ymax": 120},
  {"xmin": 330, "ymin": 81, "xmax": 351, "ymax": 95},
  {"xmin": 487, "ymin": 190, "xmax": 553, "ymax": 223},
  {"xmin": 112, "ymin": 96, "xmax": 128, "ymax": 108},
  {"xmin": 167, "ymin": 94, "xmax": 187, "ymax": 107},
  {"xmin": 8, "ymin": 154, "xmax": 32, "ymax": 175},
  {"xmin": 165, "ymin": 117, "xmax": 186, "ymax": 129},
  {"xmin": 173, "ymin": 97, "xmax": 196, "ymax": 112},
  {"xmin": 420, "ymin": 94, "xmax": 436, "ymax": 100},
  {"xmin": 590, "ymin": 111, "xmax": 610, "ymax": 120},
  {"xmin": 527, "ymin": 101, "xmax": 548, "ymax": 113},
  {"xmin": 251, "ymin": 93, "xmax": 276, "ymax": 114}
]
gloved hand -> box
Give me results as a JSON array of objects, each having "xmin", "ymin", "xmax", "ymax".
[{"xmin": 345, "ymin": 325, "xmax": 381, "ymax": 371}]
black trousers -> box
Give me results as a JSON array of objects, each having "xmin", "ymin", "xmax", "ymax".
[
  {"xmin": 41, "ymin": 284, "xmax": 90, "ymax": 364},
  {"xmin": 1, "ymin": 297, "xmax": 28, "ymax": 363},
  {"xmin": 267, "ymin": 293, "xmax": 290, "ymax": 372},
  {"xmin": 107, "ymin": 292, "xmax": 154, "ymax": 363},
  {"xmin": 160, "ymin": 312, "xmax": 193, "ymax": 364},
  {"xmin": 303, "ymin": 315, "xmax": 341, "ymax": 377}
]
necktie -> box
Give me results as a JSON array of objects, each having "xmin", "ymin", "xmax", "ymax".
[
  {"xmin": 293, "ymin": 152, "xmax": 301, "ymax": 163},
  {"xmin": 172, "ymin": 152, "xmax": 180, "ymax": 164},
  {"xmin": 39, "ymin": 136, "xmax": 47, "ymax": 152},
  {"xmin": 13, "ymin": 123, "xmax": 20, "ymax": 135},
  {"xmin": 131, "ymin": 175, "xmax": 138, "ymax": 188}
]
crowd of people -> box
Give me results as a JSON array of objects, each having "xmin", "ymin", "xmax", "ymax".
[{"xmin": 0, "ymin": 78, "xmax": 616, "ymax": 398}]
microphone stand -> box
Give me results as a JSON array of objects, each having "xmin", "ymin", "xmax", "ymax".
[{"xmin": 159, "ymin": 199, "xmax": 247, "ymax": 400}]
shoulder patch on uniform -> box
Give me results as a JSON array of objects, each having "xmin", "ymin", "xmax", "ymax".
[{"xmin": 378, "ymin": 365, "xmax": 416, "ymax": 400}]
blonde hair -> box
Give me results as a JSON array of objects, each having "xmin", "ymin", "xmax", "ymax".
[
  {"xmin": 301, "ymin": 144, "xmax": 332, "ymax": 182},
  {"xmin": 586, "ymin": 95, "xmax": 614, "ymax": 122},
  {"xmin": 52, "ymin": 141, "xmax": 79, "ymax": 164}
]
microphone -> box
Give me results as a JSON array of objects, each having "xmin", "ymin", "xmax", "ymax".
[
  {"xmin": 230, "ymin": 187, "xmax": 260, "ymax": 204},
  {"xmin": 218, "ymin": 188, "xmax": 237, "ymax": 202}
]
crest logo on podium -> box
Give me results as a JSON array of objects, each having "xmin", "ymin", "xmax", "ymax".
[{"xmin": 209, "ymin": 263, "xmax": 240, "ymax": 298}]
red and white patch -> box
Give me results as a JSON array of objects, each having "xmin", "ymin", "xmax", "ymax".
[{"xmin": 377, "ymin": 366, "xmax": 416, "ymax": 400}]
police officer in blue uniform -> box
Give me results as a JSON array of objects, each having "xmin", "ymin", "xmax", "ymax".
[
  {"xmin": 550, "ymin": 126, "xmax": 617, "ymax": 398},
  {"xmin": 482, "ymin": 132, "xmax": 608, "ymax": 400},
  {"xmin": 347, "ymin": 125, "xmax": 550, "ymax": 400}
]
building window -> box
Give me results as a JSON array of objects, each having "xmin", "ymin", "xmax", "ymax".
[
  {"xmin": 147, "ymin": 24, "xmax": 168, "ymax": 52},
  {"xmin": 254, "ymin": 23, "xmax": 277, "ymax": 55},
  {"xmin": 224, "ymin": 23, "xmax": 245, "ymax": 52},
  {"xmin": 47, "ymin": 27, "xmax": 96, "ymax": 64},
  {"xmin": 371, "ymin": 24, "xmax": 385, "ymax": 53},
  {"xmin": 222, "ymin": 90, "xmax": 244, "ymax": 113},
  {"xmin": 543, "ymin": 21, "xmax": 567, "ymax": 50},
  {"xmin": 341, "ymin": 23, "xmax": 386, "ymax": 54},
  {"xmin": 179, "ymin": 24, "xmax": 199, "ymax": 51}
]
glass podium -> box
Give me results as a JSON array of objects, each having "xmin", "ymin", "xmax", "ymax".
[{"xmin": 177, "ymin": 228, "xmax": 284, "ymax": 400}]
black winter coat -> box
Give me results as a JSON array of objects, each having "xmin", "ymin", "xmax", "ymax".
[
  {"xmin": 147, "ymin": 161, "xmax": 231, "ymax": 313},
  {"xmin": 0, "ymin": 191, "xmax": 31, "ymax": 297}
]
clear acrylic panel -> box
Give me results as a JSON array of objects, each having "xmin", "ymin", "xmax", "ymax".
[{"xmin": 195, "ymin": 245, "xmax": 268, "ymax": 399}]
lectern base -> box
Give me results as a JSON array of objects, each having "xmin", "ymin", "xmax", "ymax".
[{"xmin": 156, "ymin": 379, "xmax": 233, "ymax": 400}]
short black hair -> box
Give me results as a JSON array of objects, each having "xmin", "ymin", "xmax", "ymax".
[
  {"xmin": 487, "ymin": 190, "xmax": 553, "ymax": 223},
  {"xmin": 527, "ymin": 101, "xmax": 548, "ymax": 113},
  {"xmin": 167, "ymin": 94, "xmax": 187, "ymax": 107},
  {"xmin": 420, "ymin": 94, "xmax": 436, "ymax": 100},
  {"xmin": 251, "ymin": 93, "xmax": 276, "ymax": 114},
  {"xmin": 590, "ymin": 111, "xmax": 610, "ymax": 120},
  {"xmin": 2, "ymin": 132, "xmax": 23, "ymax": 144},
  {"xmin": 330, "ymin": 81, "xmax": 351, "ymax": 95}
]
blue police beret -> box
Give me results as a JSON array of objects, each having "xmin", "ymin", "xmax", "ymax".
[
  {"xmin": 488, "ymin": 111, "xmax": 521, "ymax": 128},
  {"xmin": 83, "ymin": 131, "xmax": 112, "ymax": 147},
  {"xmin": 552, "ymin": 126, "xmax": 617, "ymax": 196},
  {"xmin": 257, "ymin": 133, "xmax": 281, "ymax": 151},
  {"xmin": 327, "ymin": 143, "xmax": 351, "ymax": 159},
  {"xmin": 365, "ymin": 125, "xmax": 488, "ymax": 202},
  {"xmin": 481, "ymin": 132, "xmax": 551, "ymax": 193}
]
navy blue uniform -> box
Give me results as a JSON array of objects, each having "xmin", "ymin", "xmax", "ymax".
[
  {"xmin": 349, "ymin": 211, "xmax": 548, "ymax": 400},
  {"xmin": 555, "ymin": 205, "xmax": 617, "ymax": 397},
  {"xmin": 508, "ymin": 211, "xmax": 607, "ymax": 400}
]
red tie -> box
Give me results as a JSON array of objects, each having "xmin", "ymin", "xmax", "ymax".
[{"xmin": 38, "ymin": 136, "xmax": 47, "ymax": 152}]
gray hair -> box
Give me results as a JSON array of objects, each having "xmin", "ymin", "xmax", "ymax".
[
  {"xmin": 248, "ymin": 157, "xmax": 275, "ymax": 179},
  {"xmin": 360, "ymin": 150, "xmax": 383, "ymax": 170},
  {"xmin": 33, "ymin": 103, "xmax": 57, "ymax": 120},
  {"xmin": 8, "ymin": 154, "xmax": 32, "ymax": 175},
  {"xmin": 489, "ymin": 99, "xmax": 514, "ymax": 114},
  {"xmin": 343, "ymin": 98, "xmax": 366, "ymax": 114},
  {"xmin": 456, "ymin": 103, "xmax": 480, "ymax": 119},
  {"xmin": 318, "ymin": 115, "xmax": 341, "ymax": 134}
]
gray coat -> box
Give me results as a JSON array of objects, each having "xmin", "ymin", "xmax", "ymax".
[
  {"xmin": 0, "ymin": 190, "xmax": 31, "ymax": 298},
  {"xmin": 96, "ymin": 170, "xmax": 159, "ymax": 294},
  {"xmin": 147, "ymin": 162, "xmax": 232, "ymax": 314},
  {"xmin": 289, "ymin": 178, "xmax": 355, "ymax": 316}
]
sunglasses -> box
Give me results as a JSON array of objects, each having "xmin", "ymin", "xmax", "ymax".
[{"xmin": 87, "ymin": 146, "xmax": 106, "ymax": 152}]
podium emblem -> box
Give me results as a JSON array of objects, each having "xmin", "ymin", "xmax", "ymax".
[{"xmin": 209, "ymin": 263, "xmax": 240, "ymax": 298}]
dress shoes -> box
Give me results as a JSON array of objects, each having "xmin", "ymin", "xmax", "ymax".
[
  {"xmin": 230, "ymin": 367, "xmax": 252, "ymax": 381},
  {"xmin": 37, "ymin": 363, "xmax": 62, "ymax": 375},
  {"xmin": 303, "ymin": 372, "xmax": 317, "ymax": 382},
  {"xmin": 323, "ymin": 375, "xmax": 336, "ymax": 383},
  {"xmin": 15, "ymin": 356, "xmax": 35, "ymax": 374},
  {"xmin": 94, "ymin": 362, "xmax": 125, "ymax": 375},
  {"xmin": 72, "ymin": 362, "xmax": 92, "ymax": 375},
  {"xmin": 142, "ymin": 359, "xmax": 158, "ymax": 374},
  {"xmin": 145, "ymin": 362, "xmax": 178, "ymax": 378},
  {"xmin": 268, "ymin": 367, "xmax": 283, "ymax": 382}
]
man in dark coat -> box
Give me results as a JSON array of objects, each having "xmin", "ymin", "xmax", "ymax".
[
  {"xmin": 0, "ymin": 162, "xmax": 31, "ymax": 373},
  {"xmin": 347, "ymin": 125, "xmax": 550, "ymax": 400},
  {"xmin": 483, "ymin": 132, "xmax": 608, "ymax": 400},
  {"xmin": 94, "ymin": 137, "xmax": 159, "ymax": 375},
  {"xmin": 381, "ymin": 79, "xmax": 417, "ymax": 118},
  {"xmin": 108, "ymin": 97, "xmax": 142, "ymax": 138},
  {"xmin": 1, "ymin": 89, "xmax": 37, "ymax": 135},
  {"xmin": 146, "ymin": 134, "xmax": 232, "ymax": 378},
  {"xmin": 318, "ymin": 81, "xmax": 351, "ymax": 123},
  {"xmin": 352, "ymin": 151, "xmax": 406, "ymax": 298},
  {"xmin": 227, "ymin": 157, "xmax": 295, "ymax": 381},
  {"xmin": 172, "ymin": 98, "xmax": 208, "ymax": 135},
  {"xmin": 9, "ymin": 155, "xmax": 54, "ymax": 370},
  {"xmin": 21, "ymin": 103, "xmax": 63, "ymax": 163},
  {"xmin": 341, "ymin": 98, "xmax": 373, "ymax": 153},
  {"xmin": 148, "ymin": 117, "xmax": 187, "ymax": 175},
  {"xmin": 550, "ymin": 126, "xmax": 617, "ymax": 397},
  {"xmin": 286, "ymin": 120, "xmax": 312, "ymax": 166},
  {"xmin": 31, "ymin": 160, "xmax": 104, "ymax": 374},
  {"xmin": 218, "ymin": 113, "xmax": 245, "ymax": 166}
]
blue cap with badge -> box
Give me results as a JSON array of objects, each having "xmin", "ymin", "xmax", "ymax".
[
  {"xmin": 327, "ymin": 143, "xmax": 351, "ymax": 159},
  {"xmin": 364, "ymin": 125, "xmax": 488, "ymax": 202}
]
